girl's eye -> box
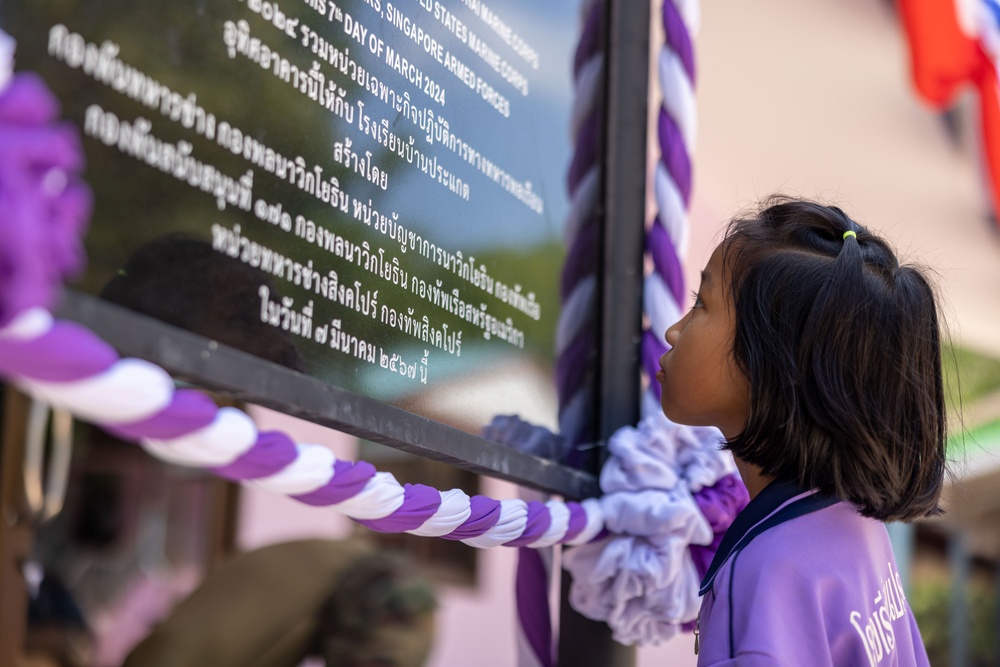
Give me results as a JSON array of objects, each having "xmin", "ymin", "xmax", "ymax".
[{"xmin": 690, "ymin": 290, "xmax": 704, "ymax": 308}]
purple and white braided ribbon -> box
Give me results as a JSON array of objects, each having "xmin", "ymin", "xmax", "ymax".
[
  {"xmin": 641, "ymin": 0, "xmax": 699, "ymax": 420},
  {"xmin": 556, "ymin": 0, "xmax": 605, "ymax": 465},
  {"xmin": 0, "ymin": 307, "xmax": 608, "ymax": 548},
  {"xmin": 513, "ymin": 3, "xmax": 607, "ymax": 665}
]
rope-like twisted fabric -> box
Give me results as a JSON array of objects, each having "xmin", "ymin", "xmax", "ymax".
[
  {"xmin": 0, "ymin": 308, "xmax": 607, "ymax": 549},
  {"xmin": 514, "ymin": 2, "xmax": 607, "ymax": 664},
  {"xmin": 641, "ymin": 0, "xmax": 699, "ymax": 420},
  {"xmin": 555, "ymin": 0, "xmax": 746, "ymax": 648},
  {"xmin": 556, "ymin": 0, "xmax": 605, "ymax": 467}
]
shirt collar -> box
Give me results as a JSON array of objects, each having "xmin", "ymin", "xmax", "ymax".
[{"xmin": 699, "ymin": 479, "xmax": 830, "ymax": 595}]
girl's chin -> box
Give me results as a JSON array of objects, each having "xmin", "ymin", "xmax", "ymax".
[{"xmin": 659, "ymin": 403, "xmax": 702, "ymax": 429}]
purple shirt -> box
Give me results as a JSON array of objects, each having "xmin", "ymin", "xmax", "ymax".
[{"xmin": 697, "ymin": 482, "xmax": 930, "ymax": 666}]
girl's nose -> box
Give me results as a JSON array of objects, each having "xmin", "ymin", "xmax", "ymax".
[
  {"xmin": 665, "ymin": 309, "xmax": 691, "ymax": 346},
  {"xmin": 665, "ymin": 321, "xmax": 680, "ymax": 347}
]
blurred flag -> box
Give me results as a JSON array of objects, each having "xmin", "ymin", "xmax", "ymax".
[{"xmin": 898, "ymin": 0, "xmax": 1000, "ymax": 223}]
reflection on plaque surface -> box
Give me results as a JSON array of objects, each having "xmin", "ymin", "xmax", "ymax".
[{"xmin": 4, "ymin": 0, "xmax": 586, "ymax": 444}]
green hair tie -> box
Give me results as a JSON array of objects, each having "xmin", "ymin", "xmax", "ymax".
[{"xmin": 843, "ymin": 230, "xmax": 857, "ymax": 240}]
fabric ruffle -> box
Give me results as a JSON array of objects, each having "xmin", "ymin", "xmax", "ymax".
[
  {"xmin": 0, "ymin": 65, "xmax": 91, "ymax": 326},
  {"xmin": 563, "ymin": 412, "xmax": 747, "ymax": 645}
]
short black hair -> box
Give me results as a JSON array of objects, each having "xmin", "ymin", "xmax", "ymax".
[{"xmin": 722, "ymin": 196, "xmax": 946, "ymax": 522}]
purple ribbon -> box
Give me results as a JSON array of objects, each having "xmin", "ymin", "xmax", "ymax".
[
  {"xmin": 647, "ymin": 221, "xmax": 686, "ymax": 307},
  {"xmin": 556, "ymin": 332, "xmax": 595, "ymax": 409},
  {"xmin": 0, "ymin": 74, "xmax": 91, "ymax": 327},
  {"xmin": 107, "ymin": 389, "xmax": 218, "ymax": 440},
  {"xmin": 505, "ymin": 500, "xmax": 552, "ymax": 547},
  {"xmin": 658, "ymin": 108, "xmax": 692, "ymax": 205},
  {"xmin": 516, "ymin": 547, "xmax": 554, "ymax": 667},
  {"xmin": 567, "ymin": 110, "xmax": 600, "ymax": 196},
  {"xmin": 689, "ymin": 474, "xmax": 750, "ymax": 577},
  {"xmin": 358, "ymin": 483, "xmax": 442, "ymax": 533},
  {"xmin": 0, "ymin": 321, "xmax": 117, "ymax": 381},
  {"xmin": 442, "ymin": 495, "xmax": 502, "ymax": 540},
  {"xmin": 573, "ymin": 0, "xmax": 606, "ymax": 81},
  {"xmin": 292, "ymin": 459, "xmax": 378, "ymax": 506},
  {"xmin": 561, "ymin": 501, "xmax": 589, "ymax": 543},
  {"xmin": 211, "ymin": 430, "xmax": 299, "ymax": 481},
  {"xmin": 662, "ymin": 0, "xmax": 696, "ymax": 84}
]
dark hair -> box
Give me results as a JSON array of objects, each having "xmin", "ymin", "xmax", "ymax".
[{"xmin": 722, "ymin": 196, "xmax": 946, "ymax": 522}]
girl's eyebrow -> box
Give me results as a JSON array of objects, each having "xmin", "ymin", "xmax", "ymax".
[{"xmin": 700, "ymin": 269, "xmax": 712, "ymax": 287}]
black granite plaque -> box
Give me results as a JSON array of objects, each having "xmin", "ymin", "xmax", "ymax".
[{"xmin": 3, "ymin": 0, "xmax": 585, "ymax": 444}]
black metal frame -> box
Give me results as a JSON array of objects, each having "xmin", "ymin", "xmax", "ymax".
[
  {"xmin": 599, "ymin": 0, "xmax": 651, "ymax": 448},
  {"xmin": 557, "ymin": 0, "xmax": 649, "ymax": 664},
  {"xmin": 57, "ymin": 292, "xmax": 601, "ymax": 500}
]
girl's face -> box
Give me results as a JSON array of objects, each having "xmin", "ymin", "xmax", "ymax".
[{"xmin": 658, "ymin": 243, "xmax": 749, "ymax": 438}]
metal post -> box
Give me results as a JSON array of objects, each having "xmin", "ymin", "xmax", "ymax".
[
  {"xmin": 886, "ymin": 522, "xmax": 915, "ymax": 594},
  {"xmin": 597, "ymin": 0, "xmax": 651, "ymax": 440},
  {"xmin": 557, "ymin": 0, "xmax": 650, "ymax": 664},
  {"xmin": 995, "ymin": 561, "xmax": 1000, "ymax": 667},
  {"xmin": 558, "ymin": 570, "xmax": 636, "ymax": 666},
  {"xmin": 949, "ymin": 534, "xmax": 969, "ymax": 667}
]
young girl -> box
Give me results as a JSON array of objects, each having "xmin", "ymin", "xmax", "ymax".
[{"xmin": 658, "ymin": 197, "xmax": 943, "ymax": 666}]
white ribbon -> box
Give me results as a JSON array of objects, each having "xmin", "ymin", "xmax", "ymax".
[
  {"xmin": 563, "ymin": 166, "xmax": 600, "ymax": 247},
  {"xmin": 24, "ymin": 358, "xmax": 173, "ymax": 424},
  {"xmin": 555, "ymin": 275, "xmax": 597, "ymax": 356},
  {"xmin": 659, "ymin": 47, "xmax": 697, "ymax": 153},
  {"xmin": 406, "ymin": 488, "xmax": 471, "ymax": 537},
  {"xmin": 654, "ymin": 163, "xmax": 689, "ymax": 257},
  {"xmin": 248, "ymin": 443, "xmax": 336, "ymax": 495},
  {"xmin": 143, "ymin": 406, "xmax": 257, "ymax": 468},
  {"xmin": 644, "ymin": 273, "xmax": 682, "ymax": 339},
  {"xmin": 527, "ymin": 500, "xmax": 571, "ymax": 548},
  {"xmin": 0, "ymin": 307, "xmax": 54, "ymax": 340},
  {"xmin": 571, "ymin": 55, "xmax": 605, "ymax": 140},
  {"xmin": 462, "ymin": 498, "xmax": 528, "ymax": 548},
  {"xmin": 333, "ymin": 471, "xmax": 407, "ymax": 520}
]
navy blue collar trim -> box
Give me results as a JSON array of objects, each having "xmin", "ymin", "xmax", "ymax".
[{"xmin": 698, "ymin": 479, "xmax": 838, "ymax": 596}]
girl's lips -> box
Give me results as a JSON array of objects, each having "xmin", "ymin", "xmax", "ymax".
[{"xmin": 656, "ymin": 350, "xmax": 670, "ymax": 382}]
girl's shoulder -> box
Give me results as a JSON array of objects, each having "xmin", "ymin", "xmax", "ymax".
[
  {"xmin": 701, "ymin": 503, "xmax": 929, "ymax": 666},
  {"xmin": 699, "ymin": 484, "xmax": 887, "ymax": 597},
  {"xmin": 740, "ymin": 500, "xmax": 890, "ymax": 571},
  {"xmin": 730, "ymin": 501, "xmax": 896, "ymax": 602}
]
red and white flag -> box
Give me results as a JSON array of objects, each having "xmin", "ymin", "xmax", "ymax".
[{"xmin": 898, "ymin": 0, "xmax": 1000, "ymax": 220}]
